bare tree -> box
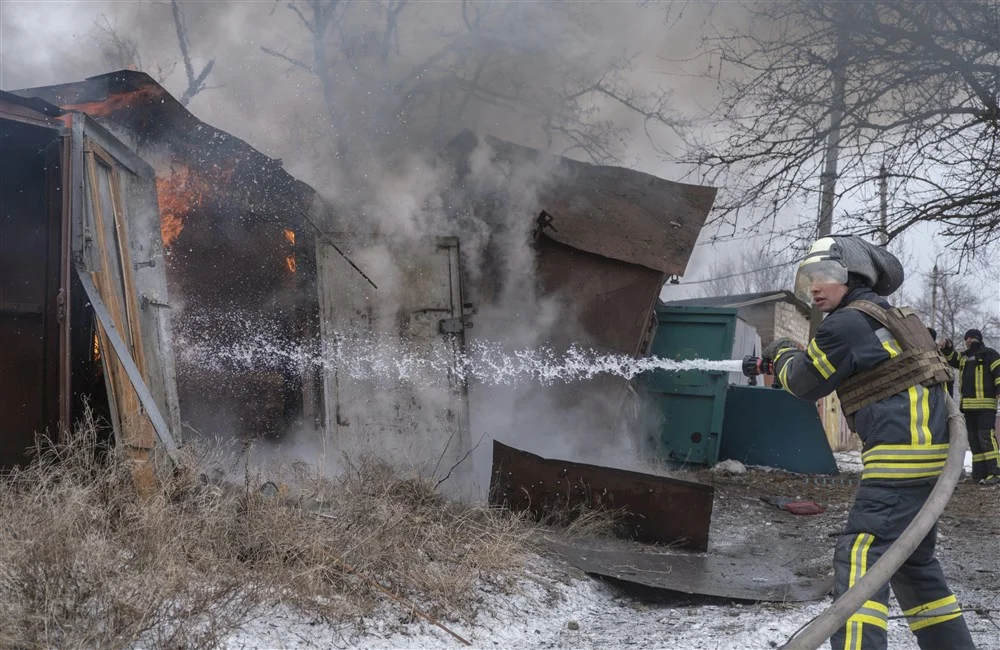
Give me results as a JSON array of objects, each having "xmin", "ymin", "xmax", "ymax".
[
  {"xmin": 262, "ymin": 1, "xmax": 686, "ymax": 165},
  {"xmin": 697, "ymin": 249, "xmax": 796, "ymax": 297},
  {"xmin": 92, "ymin": 1, "xmax": 215, "ymax": 106},
  {"xmin": 94, "ymin": 14, "xmax": 176, "ymax": 83},
  {"xmin": 689, "ymin": 1, "xmax": 1000, "ymax": 254},
  {"xmin": 170, "ymin": 0, "xmax": 216, "ymax": 106},
  {"xmin": 913, "ymin": 269, "xmax": 986, "ymax": 345}
]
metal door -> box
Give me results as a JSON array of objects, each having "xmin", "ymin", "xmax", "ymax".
[
  {"xmin": 317, "ymin": 236, "xmax": 472, "ymax": 490},
  {"xmin": 0, "ymin": 108, "xmax": 66, "ymax": 468},
  {"xmin": 642, "ymin": 306, "xmax": 737, "ymax": 466}
]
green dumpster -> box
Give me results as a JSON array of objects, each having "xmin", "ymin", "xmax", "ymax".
[{"xmin": 642, "ymin": 306, "xmax": 738, "ymax": 467}]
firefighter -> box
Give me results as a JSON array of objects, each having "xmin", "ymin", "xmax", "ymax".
[
  {"xmin": 761, "ymin": 235, "xmax": 974, "ymax": 650},
  {"xmin": 940, "ymin": 328, "xmax": 1000, "ymax": 485}
]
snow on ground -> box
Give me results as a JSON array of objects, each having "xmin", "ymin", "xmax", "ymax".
[
  {"xmin": 221, "ymin": 453, "xmax": 999, "ymax": 650},
  {"xmin": 222, "ymin": 562, "xmax": 954, "ymax": 650}
]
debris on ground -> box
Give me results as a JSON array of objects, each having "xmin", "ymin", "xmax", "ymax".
[{"xmin": 763, "ymin": 496, "xmax": 827, "ymax": 515}]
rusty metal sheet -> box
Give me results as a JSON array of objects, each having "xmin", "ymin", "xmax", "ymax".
[
  {"xmin": 489, "ymin": 441, "xmax": 714, "ymax": 551},
  {"xmin": 546, "ymin": 538, "xmax": 834, "ymax": 603},
  {"xmin": 444, "ymin": 130, "xmax": 717, "ymax": 275}
]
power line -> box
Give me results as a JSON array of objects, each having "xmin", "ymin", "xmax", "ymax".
[{"xmin": 677, "ymin": 260, "xmax": 798, "ymax": 285}]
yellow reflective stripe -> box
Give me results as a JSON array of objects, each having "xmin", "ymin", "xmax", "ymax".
[
  {"xmin": 904, "ymin": 594, "xmax": 959, "ymax": 616},
  {"xmin": 874, "ymin": 327, "xmax": 901, "ymax": 358},
  {"xmin": 849, "ymin": 613, "xmax": 888, "ymax": 629},
  {"xmin": 779, "ymin": 359, "xmax": 791, "ymax": 391},
  {"xmin": 864, "ymin": 461, "xmax": 948, "ymax": 468},
  {"xmin": 808, "ymin": 339, "xmax": 836, "ymax": 379},
  {"xmin": 862, "ymin": 445, "xmax": 949, "ymax": 462},
  {"xmin": 845, "ymin": 535, "xmax": 874, "ymax": 650},
  {"xmin": 903, "ymin": 385, "xmax": 932, "ymax": 446},
  {"xmin": 992, "ymin": 358, "xmax": 1000, "ymax": 372},
  {"xmin": 862, "ymin": 443, "xmax": 949, "ymax": 454},
  {"xmin": 910, "ymin": 612, "xmax": 963, "ymax": 630},
  {"xmin": 849, "ymin": 534, "xmax": 873, "ymax": 587},
  {"xmin": 850, "ymin": 613, "xmax": 888, "ymax": 629},
  {"xmin": 961, "ymin": 398, "xmax": 998, "ymax": 409},
  {"xmin": 915, "ymin": 385, "xmax": 930, "ymax": 446},
  {"xmin": 976, "ymin": 366, "xmax": 984, "ymax": 398},
  {"xmin": 971, "ymin": 450, "xmax": 999, "ymax": 462},
  {"xmin": 905, "ymin": 594, "xmax": 963, "ymax": 631},
  {"xmin": 864, "ymin": 600, "xmax": 889, "ymax": 615},
  {"xmin": 862, "ymin": 443, "xmax": 949, "ymax": 480},
  {"xmin": 861, "ymin": 468, "xmax": 943, "ymax": 481}
]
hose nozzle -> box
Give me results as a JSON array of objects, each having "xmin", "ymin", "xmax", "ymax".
[{"xmin": 742, "ymin": 355, "xmax": 774, "ymax": 377}]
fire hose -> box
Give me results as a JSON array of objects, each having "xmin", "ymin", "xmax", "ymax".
[{"xmin": 780, "ymin": 390, "xmax": 968, "ymax": 649}]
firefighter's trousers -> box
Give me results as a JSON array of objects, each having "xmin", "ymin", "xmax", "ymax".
[
  {"xmin": 963, "ymin": 410, "xmax": 1000, "ymax": 480},
  {"xmin": 830, "ymin": 483, "xmax": 975, "ymax": 650}
]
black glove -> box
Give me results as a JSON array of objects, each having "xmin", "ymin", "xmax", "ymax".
[
  {"xmin": 939, "ymin": 339, "xmax": 953, "ymax": 354},
  {"xmin": 762, "ymin": 337, "xmax": 798, "ymax": 363}
]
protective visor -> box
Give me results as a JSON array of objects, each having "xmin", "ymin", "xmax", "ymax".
[{"xmin": 793, "ymin": 259, "xmax": 848, "ymax": 304}]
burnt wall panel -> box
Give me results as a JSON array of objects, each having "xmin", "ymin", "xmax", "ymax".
[{"xmin": 0, "ymin": 120, "xmax": 62, "ymax": 467}]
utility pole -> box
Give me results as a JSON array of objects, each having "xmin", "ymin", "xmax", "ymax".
[
  {"xmin": 930, "ymin": 264, "xmax": 939, "ymax": 330},
  {"xmin": 879, "ymin": 164, "xmax": 888, "ymax": 246},
  {"xmin": 810, "ymin": 20, "xmax": 848, "ymax": 339}
]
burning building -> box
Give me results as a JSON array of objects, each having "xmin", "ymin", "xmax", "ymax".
[
  {"xmin": 15, "ymin": 71, "xmax": 324, "ymax": 444},
  {"xmin": 8, "ymin": 70, "xmax": 715, "ymax": 495}
]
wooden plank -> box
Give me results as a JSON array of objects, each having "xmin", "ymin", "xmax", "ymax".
[{"xmin": 85, "ymin": 147, "xmax": 158, "ymax": 498}]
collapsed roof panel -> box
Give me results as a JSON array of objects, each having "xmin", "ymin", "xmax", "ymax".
[{"xmin": 444, "ymin": 130, "xmax": 717, "ymax": 275}]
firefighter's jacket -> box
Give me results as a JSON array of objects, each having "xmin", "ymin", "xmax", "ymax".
[
  {"xmin": 772, "ymin": 287, "xmax": 949, "ymax": 486},
  {"xmin": 942, "ymin": 341, "xmax": 1000, "ymax": 412}
]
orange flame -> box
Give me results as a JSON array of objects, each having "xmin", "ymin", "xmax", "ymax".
[
  {"xmin": 285, "ymin": 255, "xmax": 297, "ymax": 273},
  {"xmin": 156, "ymin": 166, "xmax": 207, "ymax": 247},
  {"xmin": 61, "ymin": 85, "xmax": 166, "ymax": 119},
  {"xmin": 284, "ymin": 228, "xmax": 296, "ymax": 246},
  {"xmin": 155, "ymin": 163, "xmax": 235, "ymax": 247}
]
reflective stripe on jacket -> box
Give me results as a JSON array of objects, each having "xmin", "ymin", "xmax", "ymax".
[
  {"xmin": 943, "ymin": 343, "xmax": 1000, "ymax": 412},
  {"xmin": 772, "ymin": 288, "xmax": 950, "ymax": 484}
]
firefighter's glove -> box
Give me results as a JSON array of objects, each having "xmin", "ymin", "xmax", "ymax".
[
  {"xmin": 940, "ymin": 339, "xmax": 954, "ymax": 355},
  {"xmin": 762, "ymin": 338, "xmax": 798, "ymax": 365}
]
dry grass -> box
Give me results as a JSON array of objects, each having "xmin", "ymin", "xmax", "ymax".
[{"xmin": 0, "ymin": 412, "xmax": 536, "ymax": 649}]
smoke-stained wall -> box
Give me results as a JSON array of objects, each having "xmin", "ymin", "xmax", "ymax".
[{"xmin": 2, "ymin": 1, "xmax": 721, "ymax": 494}]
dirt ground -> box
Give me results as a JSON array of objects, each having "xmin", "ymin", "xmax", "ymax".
[{"xmin": 676, "ymin": 463, "xmax": 1000, "ymax": 641}]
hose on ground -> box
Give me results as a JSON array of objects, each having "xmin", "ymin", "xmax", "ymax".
[{"xmin": 781, "ymin": 394, "xmax": 968, "ymax": 650}]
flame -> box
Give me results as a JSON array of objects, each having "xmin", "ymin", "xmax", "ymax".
[
  {"xmin": 284, "ymin": 228, "xmax": 296, "ymax": 246},
  {"xmin": 61, "ymin": 85, "xmax": 166, "ymax": 119},
  {"xmin": 155, "ymin": 163, "xmax": 235, "ymax": 247},
  {"xmin": 92, "ymin": 332, "xmax": 101, "ymax": 362},
  {"xmin": 286, "ymin": 255, "xmax": 297, "ymax": 273},
  {"xmin": 156, "ymin": 166, "xmax": 207, "ymax": 247}
]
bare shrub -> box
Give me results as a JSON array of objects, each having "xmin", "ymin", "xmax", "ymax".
[{"xmin": 0, "ymin": 412, "xmax": 538, "ymax": 647}]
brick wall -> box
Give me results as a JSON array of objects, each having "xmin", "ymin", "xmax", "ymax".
[{"xmin": 773, "ymin": 301, "xmax": 809, "ymax": 346}]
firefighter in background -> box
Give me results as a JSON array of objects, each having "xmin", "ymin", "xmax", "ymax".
[
  {"xmin": 940, "ymin": 328, "xmax": 1000, "ymax": 485},
  {"xmin": 760, "ymin": 235, "xmax": 974, "ymax": 650}
]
